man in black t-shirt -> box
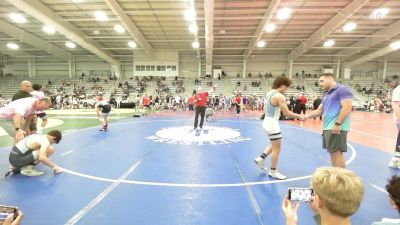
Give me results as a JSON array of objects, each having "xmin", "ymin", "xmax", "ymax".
[
  {"xmin": 313, "ymin": 96, "xmax": 322, "ymax": 120},
  {"xmin": 12, "ymin": 80, "xmax": 32, "ymax": 101}
]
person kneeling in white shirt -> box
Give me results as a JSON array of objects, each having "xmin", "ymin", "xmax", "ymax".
[{"xmin": 7, "ymin": 130, "xmax": 63, "ymax": 177}]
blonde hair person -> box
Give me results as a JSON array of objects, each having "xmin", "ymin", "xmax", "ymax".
[{"xmin": 282, "ymin": 167, "xmax": 364, "ymax": 225}]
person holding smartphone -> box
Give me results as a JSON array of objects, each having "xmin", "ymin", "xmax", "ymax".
[
  {"xmin": 1, "ymin": 208, "xmax": 23, "ymax": 225},
  {"xmin": 282, "ymin": 167, "xmax": 364, "ymax": 225}
]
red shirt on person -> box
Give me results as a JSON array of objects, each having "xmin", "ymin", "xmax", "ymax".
[
  {"xmin": 188, "ymin": 96, "xmax": 195, "ymax": 105},
  {"xmin": 235, "ymin": 96, "xmax": 241, "ymax": 104},
  {"xmin": 194, "ymin": 92, "xmax": 208, "ymax": 107},
  {"xmin": 299, "ymin": 95, "xmax": 308, "ymax": 105},
  {"xmin": 143, "ymin": 96, "xmax": 150, "ymax": 106}
]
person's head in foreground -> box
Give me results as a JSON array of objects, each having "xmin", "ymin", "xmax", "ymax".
[
  {"xmin": 282, "ymin": 167, "xmax": 364, "ymax": 225},
  {"xmin": 386, "ymin": 175, "xmax": 400, "ymax": 214}
]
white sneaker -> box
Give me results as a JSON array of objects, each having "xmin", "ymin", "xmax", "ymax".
[
  {"xmin": 20, "ymin": 165, "xmax": 45, "ymax": 176},
  {"xmin": 388, "ymin": 157, "xmax": 400, "ymax": 169},
  {"xmin": 254, "ymin": 157, "xmax": 267, "ymax": 171},
  {"xmin": 268, "ymin": 170, "xmax": 287, "ymax": 180}
]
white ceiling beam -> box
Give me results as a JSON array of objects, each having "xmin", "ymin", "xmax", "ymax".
[
  {"xmin": 0, "ymin": 20, "xmax": 70, "ymax": 60},
  {"xmin": 337, "ymin": 20, "xmax": 400, "ymax": 58},
  {"xmin": 61, "ymin": 8, "xmax": 347, "ymax": 16},
  {"xmin": 104, "ymin": 0, "xmax": 153, "ymax": 54},
  {"xmin": 0, "ymin": 49, "xmax": 32, "ymax": 58},
  {"xmin": 204, "ymin": 0, "xmax": 214, "ymax": 73},
  {"xmin": 243, "ymin": 0, "xmax": 281, "ymax": 60},
  {"xmin": 7, "ymin": 0, "xmax": 118, "ymax": 65},
  {"xmin": 288, "ymin": 0, "xmax": 371, "ymax": 60},
  {"xmin": 347, "ymin": 46, "xmax": 396, "ymax": 67}
]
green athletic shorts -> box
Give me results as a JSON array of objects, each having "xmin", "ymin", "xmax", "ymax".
[{"xmin": 322, "ymin": 130, "xmax": 348, "ymax": 153}]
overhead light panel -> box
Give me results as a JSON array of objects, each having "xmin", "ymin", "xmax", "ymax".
[
  {"xmin": 43, "ymin": 25, "xmax": 56, "ymax": 34},
  {"xmin": 323, "ymin": 40, "xmax": 335, "ymax": 48},
  {"xmin": 390, "ymin": 41, "xmax": 400, "ymax": 50},
  {"xmin": 7, "ymin": 43, "xmax": 19, "ymax": 50},
  {"xmin": 277, "ymin": 8, "xmax": 292, "ymax": 20},
  {"xmin": 370, "ymin": 8, "xmax": 389, "ymax": 20},
  {"xmin": 192, "ymin": 41, "xmax": 200, "ymax": 49},
  {"xmin": 189, "ymin": 23, "xmax": 198, "ymax": 33},
  {"xmin": 257, "ymin": 40, "xmax": 266, "ymax": 48},
  {"xmin": 184, "ymin": 9, "xmax": 196, "ymax": 21},
  {"xmin": 265, "ymin": 23, "xmax": 276, "ymax": 33},
  {"xmin": 8, "ymin": 13, "xmax": 27, "ymax": 23},
  {"xmin": 343, "ymin": 22, "xmax": 357, "ymax": 32},
  {"xmin": 128, "ymin": 41, "xmax": 137, "ymax": 48},
  {"xmin": 94, "ymin": 11, "xmax": 108, "ymax": 21},
  {"xmin": 114, "ymin": 24, "xmax": 125, "ymax": 33},
  {"xmin": 65, "ymin": 41, "xmax": 76, "ymax": 49}
]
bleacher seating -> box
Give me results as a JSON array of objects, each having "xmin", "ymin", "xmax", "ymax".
[{"xmin": 0, "ymin": 74, "xmax": 388, "ymax": 107}]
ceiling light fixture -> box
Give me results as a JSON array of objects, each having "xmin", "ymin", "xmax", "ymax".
[
  {"xmin": 343, "ymin": 22, "xmax": 357, "ymax": 32},
  {"xmin": 184, "ymin": 9, "xmax": 196, "ymax": 21},
  {"xmin": 370, "ymin": 8, "xmax": 389, "ymax": 20},
  {"xmin": 323, "ymin": 40, "xmax": 335, "ymax": 48},
  {"xmin": 43, "ymin": 25, "xmax": 56, "ymax": 34},
  {"xmin": 265, "ymin": 23, "xmax": 276, "ymax": 33},
  {"xmin": 7, "ymin": 43, "xmax": 19, "ymax": 49},
  {"xmin": 94, "ymin": 11, "xmax": 108, "ymax": 21},
  {"xmin": 257, "ymin": 40, "xmax": 266, "ymax": 48},
  {"xmin": 192, "ymin": 41, "xmax": 200, "ymax": 49},
  {"xmin": 189, "ymin": 23, "xmax": 198, "ymax": 33},
  {"xmin": 390, "ymin": 41, "xmax": 400, "ymax": 50},
  {"xmin": 114, "ymin": 24, "xmax": 125, "ymax": 33},
  {"xmin": 65, "ymin": 42, "xmax": 76, "ymax": 49},
  {"xmin": 277, "ymin": 8, "xmax": 292, "ymax": 20},
  {"xmin": 8, "ymin": 13, "xmax": 27, "ymax": 23},
  {"xmin": 128, "ymin": 41, "xmax": 137, "ymax": 48}
]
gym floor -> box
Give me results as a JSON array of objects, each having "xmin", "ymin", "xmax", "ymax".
[{"xmin": 0, "ymin": 110, "xmax": 399, "ymax": 225}]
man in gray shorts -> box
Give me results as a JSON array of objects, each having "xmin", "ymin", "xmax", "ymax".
[
  {"xmin": 306, "ymin": 73, "xmax": 353, "ymax": 168},
  {"xmin": 8, "ymin": 130, "xmax": 63, "ymax": 177}
]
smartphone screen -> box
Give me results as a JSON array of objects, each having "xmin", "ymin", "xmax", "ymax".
[
  {"xmin": 288, "ymin": 188, "xmax": 313, "ymax": 202},
  {"xmin": 0, "ymin": 206, "xmax": 16, "ymax": 222}
]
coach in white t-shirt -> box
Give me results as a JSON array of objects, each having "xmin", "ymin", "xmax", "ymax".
[
  {"xmin": 0, "ymin": 97, "xmax": 52, "ymax": 144},
  {"xmin": 387, "ymin": 75, "xmax": 400, "ymax": 169}
]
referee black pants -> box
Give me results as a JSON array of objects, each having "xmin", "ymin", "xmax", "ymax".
[
  {"xmin": 194, "ymin": 106, "xmax": 206, "ymax": 129},
  {"xmin": 236, "ymin": 103, "xmax": 240, "ymax": 114},
  {"xmin": 299, "ymin": 104, "xmax": 306, "ymax": 114}
]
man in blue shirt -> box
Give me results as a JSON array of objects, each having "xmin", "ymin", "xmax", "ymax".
[{"xmin": 306, "ymin": 73, "xmax": 353, "ymax": 168}]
